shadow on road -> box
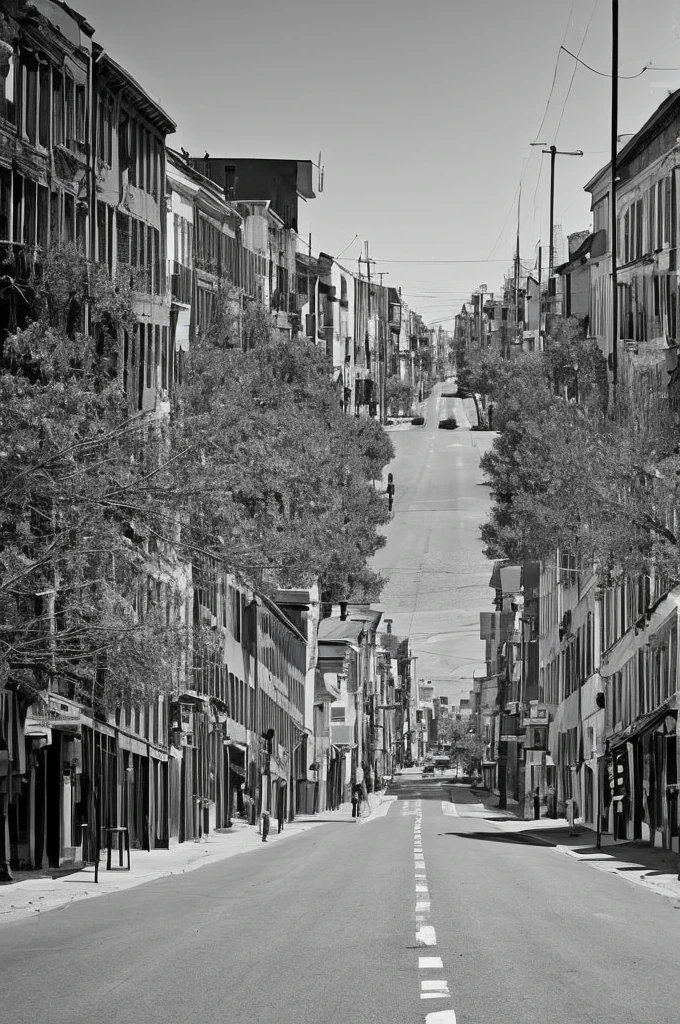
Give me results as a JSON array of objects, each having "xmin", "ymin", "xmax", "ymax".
[{"xmin": 440, "ymin": 831, "xmax": 556, "ymax": 847}]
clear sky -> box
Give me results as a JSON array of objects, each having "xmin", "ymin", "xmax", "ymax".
[{"xmin": 78, "ymin": 0, "xmax": 680, "ymax": 321}]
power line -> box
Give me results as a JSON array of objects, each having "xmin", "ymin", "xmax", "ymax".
[
  {"xmin": 560, "ymin": 45, "xmax": 680, "ymax": 79},
  {"xmin": 554, "ymin": 0, "xmax": 601, "ymax": 143}
]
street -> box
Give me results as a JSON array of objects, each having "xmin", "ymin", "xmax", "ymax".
[
  {"xmin": 2, "ymin": 780, "xmax": 680, "ymax": 1024},
  {"xmin": 375, "ymin": 382, "xmax": 495, "ymax": 703}
]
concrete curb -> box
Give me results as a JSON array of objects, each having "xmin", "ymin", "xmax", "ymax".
[{"xmin": 358, "ymin": 792, "xmax": 398, "ymax": 824}]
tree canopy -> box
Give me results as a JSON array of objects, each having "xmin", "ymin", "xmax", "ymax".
[
  {"xmin": 470, "ymin": 320, "xmax": 680, "ymax": 585},
  {"xmin": 0, "ymin": 249, "xmax": 393, "ymax": 711}
]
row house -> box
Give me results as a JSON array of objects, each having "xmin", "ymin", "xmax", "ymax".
[
  {"xmin": 479, "ymin": 561, "xmax": 544, "ymax": 815},
  {"xmin": 295, "ymin": 249, "xmax": 404, "ymax": 420},
  {"xmin": 194, "ymin": 156, "xmax": 314, "ymax": 343},
  {"xmin": 91, "ymin": 45, "xmax": 176, "ymax": 414},
  {"xmin": 321, "ymin": 603, "xmax": 384, "ymax": 801},
  {"xmin": 0, "ymin": 0, "xmax": 93, "ymax": 334},
  {"xmin": 482, "ymin": 546, "xmax": 680, "ymax": 847},
  {"xmin": 585, "ymin": 88, "xmax": 680, "ymax": 396}
]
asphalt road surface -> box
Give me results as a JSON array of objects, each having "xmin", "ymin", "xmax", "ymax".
[
  {"xmin": 3, "ymin": 782, "xmax": 680, "ymax": 1024},
  {"xmin": 373, "ymin": 380, "xmax": 495, "ymax": 703}
]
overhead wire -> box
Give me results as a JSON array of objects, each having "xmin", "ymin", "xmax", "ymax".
[{"xmin": 553, "ymin": 0, "xmax": 601, "ymax": 143}]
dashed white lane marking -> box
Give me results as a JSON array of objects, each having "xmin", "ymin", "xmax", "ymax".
[
  {"xmin": 419, "ymin": 957, "xmax": 443, "ymax": 969},
  {"xmin": 421, "ymin": 980, "xmax": 451, "ymax": 999},
  {"xmin": 425, "ymin": 1012, "xmax": 457, "ymax": 1023},
  {"xmin": 416, "ymin": 925, "xmax": 437, "ymax": 946},
  {"xmin": 415, "ymin": 900, "xmax": 431, "ymax": 913},
  {"xmin": 441, "ymin": 801, "xmax": 458, "ymax": 816},
  {"xmin": 416, "ymin": 884, "xmax": 429, "ymax": 893}
]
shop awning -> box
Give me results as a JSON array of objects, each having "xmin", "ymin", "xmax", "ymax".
[{"xmin": 608, "ymin": 698, "xmax": 678, "ymax": 750}]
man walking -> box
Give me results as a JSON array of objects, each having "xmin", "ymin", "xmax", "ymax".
[
  {"xmin": 386, "ymin": 473, "xmax": 395, "ymax": 513},
  {"xmin": 351, "ymin": 782, "xmax": 363, "ymax": 820}
]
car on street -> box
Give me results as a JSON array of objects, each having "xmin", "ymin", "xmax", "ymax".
[
  {"xmin": 438, "ymin": 416, "xmax": 458, "ymax": 429},
  {"xmin": 421, "ymin": 763, "xmax": 435, "ymax": 775}
]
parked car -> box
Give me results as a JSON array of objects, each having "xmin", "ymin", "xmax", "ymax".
[
  {"xmin": 411, "ymin": 415, "xmax": 425, "ymax": 425},
  {"xmin": 421, "ymin": 763, "xmax": 435, "ymax": 775},
  {"xmin": 456, "ymin": 388, "xmax": 471, "ymax": 398},
  {"xmin": 438, "ymin": 416, "xmax": 458, "ymax": 430},
  {"xmin": 440, "ymin": 391, "xmax": 457, "ymax": 398}
]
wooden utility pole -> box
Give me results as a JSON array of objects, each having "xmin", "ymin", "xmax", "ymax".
[
  {"xmin": 537, "ymin": 244, "xmax": 542, "ymax": 345},
  {"xmin": 514, "ymin": 187, "xmax": 521, "ymax": 349},
  {"xmin": 611, "ymin": 0, "xmax": 619, "ymax": 392}
]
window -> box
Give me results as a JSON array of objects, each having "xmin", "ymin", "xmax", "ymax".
[
  {"xmin": 154, "ymin": 324, "xmax": 160, "ymax": 388},
  {"xmin": 330, "ymin": 706, "xmax": 345, "ymax": 722},
  {"xmin": 64, "ymin": 75, "xmax": 74, "ymax": 150},
  {"xmin": 0, "ymin": 47, "xmax": 16, "ymax": 124},
  {"xmin": 52, "ymin": 70, "xmax": 63, "ymax": 145},
  {"xmin": 138, "ymin": 323, "xmax": 145, "ymax": 410},
  {"xmin": 592, "ymin": 194, "xmax": 608, "ymax": 247},
  {"xmin": 635, "ymin": 199, "xmax": 643, "ymax": 260},
  {"xmin": 146, "ymin": 327, "xmax": 153, "ymax": 389},
  {"xmin": 24, "ymin": 61, "xmax": 37, "ymax": 144},
  {"xmin": 63, "ymin": 192, "xmax": 74, "ymax": 244},
  {"xmin": 75, "ymin": 84, "xmax": 86, "ymax": 145},
  {"xmin": 0, "ymin": 168, "xmax": 11, "ymax": 241},
  {"xmin": 38, "ymin": 64, "xmax": 49, "ymax": 148},
  {"xmin": 117, "ymin": 210, "xmax": 130, "ymax": 265},
  {"xmin": 161, "ymin": 325, "xmax": 168, "ymax": 390},
  {"xmin": 23, "ymin": 179, "xmax": 36, "ymax": 246},
  {"xmin": 37, "ymin": 184, "xmax": 48, "ymax": 250},
  {"xmin": 97, "ymin": 200, "xmax": 106, "ymax": 263}
]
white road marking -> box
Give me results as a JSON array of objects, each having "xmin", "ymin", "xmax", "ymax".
[
  {"xmin": 425, "ymin": 1012, "xmax": 457, "ymax": 1023},
  {"xmin": 441, "ymin": 801, "xmax": 458, "ymax": 816},
  {"xmin": 422, "ymin": 981, "xmax": 450, "ymax": 993},
  {"xmin": 416, "ymin": 884, "xmax": 428, "ymax": 893},
  {"xmin": 419, "ymin": 957, "xmax": 443, "ymax": 969},
  {"xmin": 416, "ymin": 925, "xmax": 437, "ymax": 945},
  {"xmin": 416, "ymin": 900, "xmax": 431, "ymax": 913}
]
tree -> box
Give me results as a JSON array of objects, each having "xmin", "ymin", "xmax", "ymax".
[
  {"xmin": 385, "ymin": 375, "xmax": 415, "ymax": 416},
  {"xmin": 171, "ymin": 293, "xmax": 393, "ymax": 599},
  {"xmin": 478, "ymin": 318, "xmax": 680, "ymax": 584},
  {"xmin": 0, "ymin": 246, "xmax": 186, "ymax": 712},
  {"xmin": 438, "ymin": 717, "xmax": 484, "ymax": 775},
  {"xmin": 0, "ymin": 251, "xmax": 395, "ymax": 712}
]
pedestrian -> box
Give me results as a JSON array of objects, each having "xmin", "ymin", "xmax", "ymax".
[
  {"xmin": 386, "ymin": 472, "xmax": 395, "ymax": 513},
  {"xmin": 277, "ymin": 790, "xmax": 285, "ymax": 834},
  {"xmin": 261, "ymin": 809, "xmax": 270, "ymax": 842},
  {"xmin": 547, "ymin": 784, "xmax": 557, "ymax": 819},
  {"xmin": 351, "ymin": 782, "xmax": 362, "ymax": 820},
  {"xmin": 533, "ymin": 786, "xmax": 541, "ymax": 820}
]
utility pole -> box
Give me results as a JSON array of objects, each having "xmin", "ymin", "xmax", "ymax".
[
  {"xmin": 531, "ymin": 141, "xmax": 583, "ymax": 318},
  {"xmin": 363, "ymin": 241, "xmax": 384, "ymax": 423},
  {"xmin": 537, "ymin": 244, "xmax": 542, "ymax": 344},
  {"xmin": 611, "ymin": 0, "xmax": 619, "ymax": 393},
  {"xmin": 514, "ymin": 187, "xmax": 521, "ymax": 348},
  {"xmin": 307, "ymin": 231, "xmax": 312, "ymax": 338}
]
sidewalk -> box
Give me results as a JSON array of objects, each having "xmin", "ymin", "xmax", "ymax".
[
  {"xmin": 0, "ymin": 791, "xmax": 395, "ymax": 927},
  {"xmin": 468, "ymin": 786, "xmax": 680, "ymax": 902}
]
